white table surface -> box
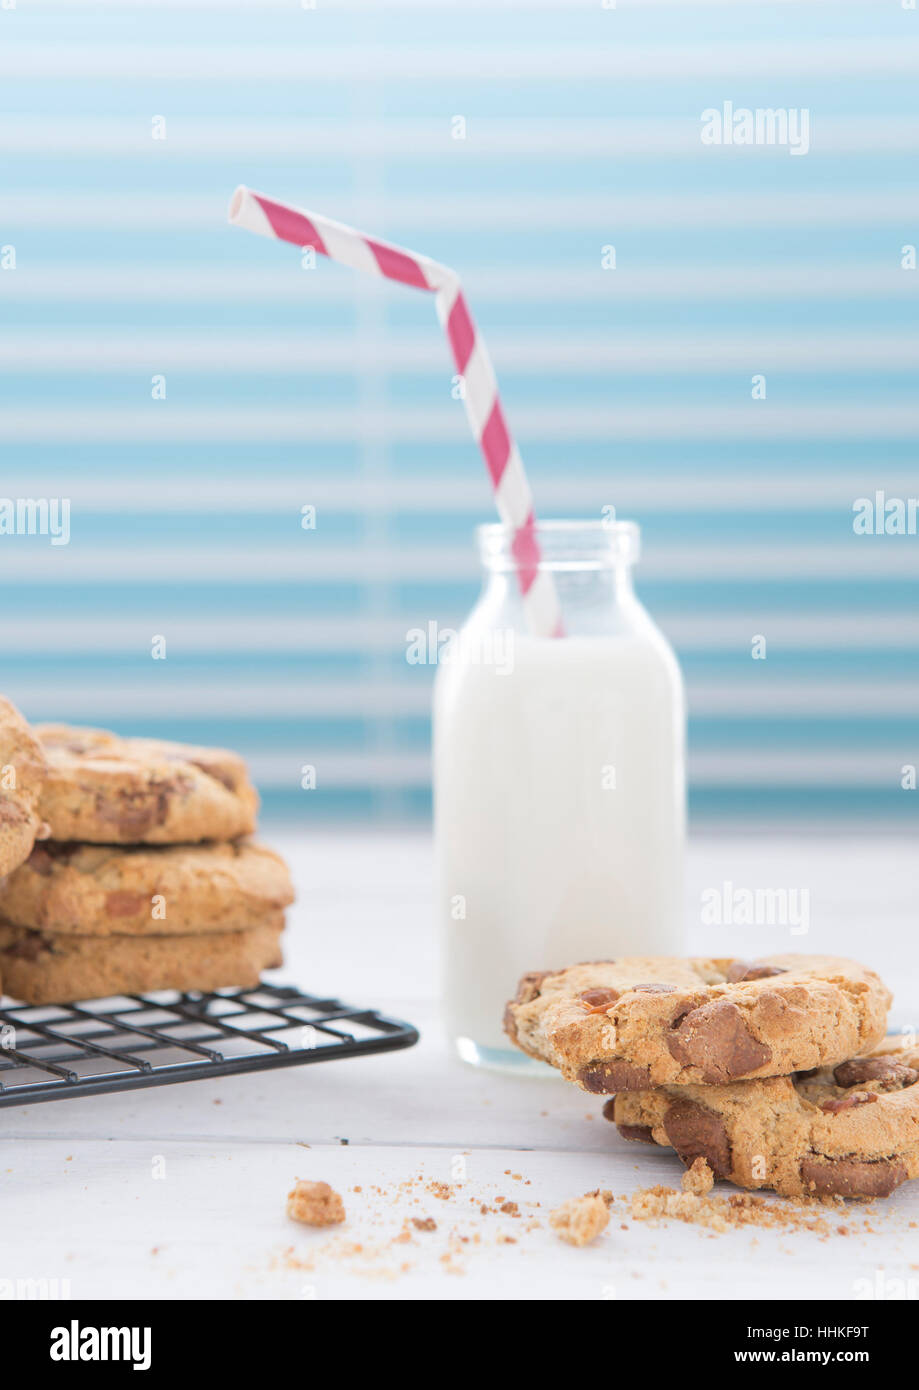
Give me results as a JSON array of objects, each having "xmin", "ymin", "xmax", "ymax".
[{"xmin": 3, "ymin": 829, "xmax": 917, "ymax": 1302}]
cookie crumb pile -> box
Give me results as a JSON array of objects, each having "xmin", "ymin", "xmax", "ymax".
[
  {"xmin": 628, "ymin": 1185, "xmax": 845, "ymax": 1236},
  {"xmin": 275, "ymin": 1164, "xmax": 881, "ymax": 1284},
  {"xmin": 277, "ymin": 1169, "xmax": 545, "ymax": 1281},
  {"xmin": 0, "ymin": 711, "xmax": 294, "ymax": 1002}
]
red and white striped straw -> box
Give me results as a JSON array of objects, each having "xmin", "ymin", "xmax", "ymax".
[{"xmin": 228, "ymin": 185, "xmax": 562, "ymax": 638}]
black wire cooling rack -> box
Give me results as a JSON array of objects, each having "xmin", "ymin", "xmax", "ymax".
[{"xmin": 0, "ymin": 983, "xmax": 419, "ymax": 1107}]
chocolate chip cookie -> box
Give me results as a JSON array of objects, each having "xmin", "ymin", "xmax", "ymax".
[
  {"xmin": 505, "ymin": 955, "xmax": 891, "ymax": 1089},
  {"xmin": 36, "ymin": 725, "xmax": 259, "ymax": 844},
  {"xmin": 0, "ymin": 917, "xmax": 284, "ymax": 1003},
  {"xmin": 608, "ymin": 1037, "xmax": 919, "ymax": 1199},
  {"xmin": 0, "ymin": 840, "xmax": 294, "ymax": 936},
  {"xmin": 0, "ymin": 696, "xmax": 48, "ymax": 877}
]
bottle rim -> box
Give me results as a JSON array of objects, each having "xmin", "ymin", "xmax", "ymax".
[{"xmin": 476, "ymin": 518, "xmax": 640, "ymax": 570}]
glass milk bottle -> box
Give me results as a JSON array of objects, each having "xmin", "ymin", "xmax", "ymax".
[{"xmin": 434, "ymin": 519, "xmax": 686, "ymax": 1069}]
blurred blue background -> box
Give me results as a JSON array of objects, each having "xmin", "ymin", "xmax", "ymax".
[{"xmin": 1, "ymin": 0, "xmax": 917, "ymax": 828}]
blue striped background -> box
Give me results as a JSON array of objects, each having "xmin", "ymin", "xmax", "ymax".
[{"xmin": 1, "ymin": 0, "xmax": 917, "ymax": 826}]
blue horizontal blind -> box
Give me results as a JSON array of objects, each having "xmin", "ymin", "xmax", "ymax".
[{"xmin": 1, "ymin": 0, "xmax": 917, "ymax": 825}]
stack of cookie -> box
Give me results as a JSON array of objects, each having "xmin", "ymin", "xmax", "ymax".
[
  {"xmin": 0, "ymin": 707, "xmax": 294, "ymax": 1004},
  {"xmin": 505, "ymin": 955, "xmax": 919, "ymax": 1201}
]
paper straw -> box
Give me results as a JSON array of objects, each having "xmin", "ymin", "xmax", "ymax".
[{"xmin": 228, "ymin": 185, "xmax": 562, "ymax": 638}]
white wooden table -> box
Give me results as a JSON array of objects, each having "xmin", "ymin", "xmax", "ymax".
[{"xmin": 3, "ymin": 830, "xmax": 917, "ymax": 1302}]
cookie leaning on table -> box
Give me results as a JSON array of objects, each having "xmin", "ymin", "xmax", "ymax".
[
  {"xmin": 0, "ymin": 696, "xmax": 49, "ymax": 877},
  {"xmin": 0, "ymin": 840, "xmax": 294, "ymax": 936},
  {"xmin": 608, "ymin": 1037, "xmax": 919, "ymax": 1199},
  {"xmin": 35, "ymin": 725, "xmax": 259, "ymax": 844},
  {"xmin": 505, "ymin": 955, "xmax": 892, "ymax": 1090},
  {"xmin": 0, "ymin": 917, "xmax": 285, "ymax": 1004}
]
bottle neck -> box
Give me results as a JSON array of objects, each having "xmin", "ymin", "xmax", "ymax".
[
  {"xmin": 484, "ymin": 553, "xmax": 636, "ymax": 589},
  {"xmin": 478, "ymin": 559, "xmax": 640, "ymax": 638},
  {"xmin": 475, "ymin": 520, "xmax": 642, "ymax": 637},
  {"xmin": 478, "ymin": 519, "xmax": 639, "ymax": 573}
]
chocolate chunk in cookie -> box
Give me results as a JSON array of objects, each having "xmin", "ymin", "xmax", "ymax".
[
  {"xmin": 726, "ymin": 960, "xmax": 789, "ymax": 984},
  {"xmin": 616, "ymin": 1123, "xmax": 657, "ymax": 1145},
  {"xmin": 800, "ymin": 1155, "xmax": 907, "ymax": 1199},
  {"xmin": 833, "ymin": 1056, "xmax": 918, "ymax": 1090},
  {"xmin": 579, "ymin": 1059, "xmax": 652, "ymax": 1093},
  {"xmin": 820, "ymin": 1091, "xmax": 878, "ymax": 1114},
  {"xmin": 667, "ymin": 999, "xmax": 772, "ymax": 1083},
  {"xmin": 663, "ymin": 1099, "xmax": 733, "ymax": 1180},
  {"xmin": 578, "ymin": 986, "xmax": 620, "ymax": 1013}
]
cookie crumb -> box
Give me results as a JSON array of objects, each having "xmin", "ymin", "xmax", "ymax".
[
  {"xmin": 629, "ymin": 1185, "xmax": 842, "ymax": 1235},
  {"xmin": 549, "ymin": 1192, "xmax": 610, "ymax": 1247},
  {"xmin": 287, "ymin": 1180, "xmax": 346, "ymax": 1228},
  {"xmin": 681, "ymin": 1158, "xmax": 715, "ymax": 1196}
]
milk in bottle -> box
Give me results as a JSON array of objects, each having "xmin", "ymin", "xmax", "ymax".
[{"xmin": 433, "ymin": 520, "xmax": 685, "ymax": 1068}]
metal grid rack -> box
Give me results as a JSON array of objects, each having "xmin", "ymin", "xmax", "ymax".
[{"xmin": 0, "ymin": 983, "xmax": 419, "ymax": 1107}]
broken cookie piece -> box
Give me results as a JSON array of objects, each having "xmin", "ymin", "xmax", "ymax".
[
  {"xmin": 505, "ymin": 954, "xmax": 890, "ymax": 1090},
  {"xmin": 681, "ymin": 1157, "xmax": 715, "ymax": 1196},
  {"xmin": 287, "ymin": 1180, "xmax": 346, "ymax": 1228},
  {"xmin": 609, "ymin": 1036, "xmax": 919, "ymax": 1200},
  {"xmin": 549, "ymin": 1192, "xmax": 610, "ymax": 1247}
]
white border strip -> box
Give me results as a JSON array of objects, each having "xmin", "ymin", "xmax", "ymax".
[
  {"xmin": 3, "ymin": 330, "xmax": 917, "ymax": 373},
  {"xmin": 240, "ymin": 749, "xmax": 919, "ymax": 790},
  {"xmin": 6, "ymin": 680, "xmax": 918, "ymax": 720},
  {"xmin": 4, "ymin": 116, "xmax": 918, "ymax": 158},
  {"xmin": 6, "ymin": 191, "xmax": 919, "ymax": 230},
  {"xmin": 1, "ymin": 39, "xmax": 914, "ymax": 81},
  {"xmin": 1, "ymin": 405, "xmax": 916, "ymax": 442},
  {"xmin": 0, "ymin": 543, "xmax": 917, "ymax": 583},
  {"xmin": 0, "ymin": 613, "xmax": 915, "ymax": 653},
  {"xmin": 8, "ymin": 474, "xmax": 919, "ymax": 513},
  {"xmin": 4, "ymin": 265, "xmax": 913, "ymax": 303}
]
